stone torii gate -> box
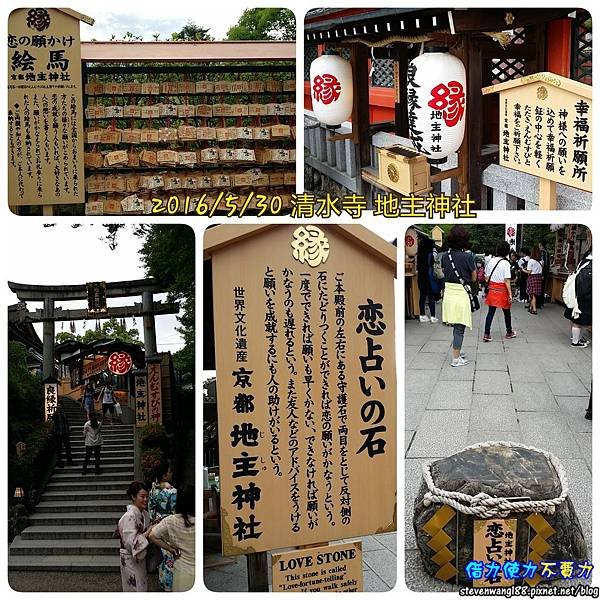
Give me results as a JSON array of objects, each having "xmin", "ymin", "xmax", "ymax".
[{"xmin": 8, "ymin": 278, "xmax": 179, "ymax": 379}]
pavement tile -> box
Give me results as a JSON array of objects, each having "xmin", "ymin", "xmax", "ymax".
[
  {"xmin": 405, "ymin": 459, "xmax": 428, "ymax": 551},
  {"xmin": 438, "ymin": 360, "xmax": 476, "ymax": 381},
  {"xmin": 405, "ymin": 430, "xmax": 415, "ymax": 455},
  {"xmin": 470, "ymin": 394, "xmax": 518, "ymax": 431},
  {"xmin": 405, "ymin": 370, "xmax": 439, "ymax": 395},
  {"xmin": 506, "ymin": 360, "xmax": 545, "ymax": 383},
  {"xmin": 375, "ymin": 533, "xmax": 397, "ymax": 554},
  {"xmin": 575, "ymin": 433, "xmax": 592, "ymax": 471},
  {"xmin": 407, "ymin": 411, "xmax": 470, "ymax": 458},
  {"xmin": 362, "ymin": 568, "xmax": 392, "ymax": 592},
  {"xmin": 362, "ymin": 549, "xmax": 396, "ymax": 588},
  {"xmin": 560, "ymin": 459, "xmax": 592, "ymax": 549},
  {"xmin": 467, "ymin": 429, "xmax": 523, "ymax": 446},
  {"xmin": 512, "ymin": 382, "xmax": 561, "ymax": 412},
  {"xmin": 519, "ymin": 412, "xmax": 583, "ymax": 459},
  {"xmin": 361, "ymin": 535, "xmax": 385, "ymax": 552},
  {"xmin": 473, "ymin": 370, "xmax": 512, "ymax": 395},
  {"xmin": 538, "ymin": 354, "xmax": 578, "ymax": 373},
  {"xmin": 404, "ymin": 393, "xmax": 428, "ymax": 431},
  {"xmin": 567, "ymin": 360, "xmax": 593, "ymax": 392},
  {"xmin": 474, "ymin": 354, "xmax": 508, "ymax": 371},
  {"xmin": 408, "ymin": 352, "xmax": 447, "ymax": 370},
  {"xmin": 545, "ymin": 371, "xmax": 589, "ymax": 397},
  {"xmin": 475, "ymin": 341, "xmax": 504, "ymax": 354},
  {"xmin": 427, "ymin": 381, "xmax": 473, "ymax": 410},
  {"xmin": 420, "ymin": 340, "xmax": 453, "ymax": 354},
  {"xmin": 555, "ymin": 397, "xmax": 593, "ymax": 433}
]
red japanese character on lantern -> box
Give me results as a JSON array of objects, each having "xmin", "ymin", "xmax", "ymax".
[
  {"xmin": 310, "ymin": 53, "xmax": 353, "ymax": 127},
  {"xmin": 108, "ymin": 351, "xmax": 133, "ymax": 375},
  {"xmin": 428, "ymin": 81, "xmax": 465, "ymax": 127},
  {"xmin": 312, "ymin": 73, "xmax": 342, "ymax": 105}
]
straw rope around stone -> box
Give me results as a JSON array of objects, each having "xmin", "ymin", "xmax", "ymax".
[{"xmin": 421, "ymin": 441, "xmax": 569, "ymax": 518}]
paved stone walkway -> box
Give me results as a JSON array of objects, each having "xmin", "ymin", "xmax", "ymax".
[
  {"xmin": 204, "ymin": 532, "xmax": 396, "ymax": 592},
  {"xmin": 405, "ymin": 300, "xmax": 592, "ymax": 591}
]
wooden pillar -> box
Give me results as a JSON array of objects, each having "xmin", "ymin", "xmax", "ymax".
[
  {"xmin": 546, "ymin": 19, "xmax": 572, "ymax": 77},
  {"xmin": 42, "ymin": 297, "xmax": 55, "ymax": 380},
  {"xmin": 452, "ymin": 36, "xmax": 469, "ymax": 199},
  {"xmin": 350, "ymin": 44, "xmax": 371, "ymax": 168},
  {"xmin": 393, "ymin": 45, "xmax": 409, "ymax": 137},
  {"xmin": 142, "ymin": 290, "xmax": 157, "ymax": 359},
  {"xmin": 466, "ymin": 34, "xmax": 482, "ymax": 208},
  {"xmin": 526, "ymin": 23, "xmax": 547, "ymax": 74},
  {"xmin": 247, "ymin": 551, "xmax": 269, "ymax": 591}
]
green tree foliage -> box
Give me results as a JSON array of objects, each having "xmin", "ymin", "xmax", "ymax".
[
  {"xmin": 137, "ymin": 225, "xmax": 195, "ymax": 381},
  {"xmin": 8, "ymin": 342, "xmax": 43, "ymax": 448},
  {"xmin": 172, "ymin": 21, "xmax": 213, "ymax": 41},
  {"xmin": 227, "ymin": 8, "xmax": 296, "ymax": 41},
  {"xmin": 520, "ymin": 225, "xmax": 555, "ymax": 253},
  {"xmin": 55, "ymin": 317, "xmax": 143, "ymax": 347}
]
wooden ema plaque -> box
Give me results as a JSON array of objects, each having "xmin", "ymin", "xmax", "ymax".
[
  {"xmin": 8, "ymin": 8, "xmax": 91, "ymax": 206},
  {"xmin": 482, "ymin": 72, "xmax": 592, "ymax": 209},
  {"xmin": 208, "ymin": 225, "xmax": 396, "ymax": 555},
  {"xmin": 271, "ymin": 541, "xmax": 363, "ymax": 592}
]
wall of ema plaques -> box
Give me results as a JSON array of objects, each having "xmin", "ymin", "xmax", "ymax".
[{"xmin": 83, "ymin": 75, "xmax": 296, "ymax": 215}]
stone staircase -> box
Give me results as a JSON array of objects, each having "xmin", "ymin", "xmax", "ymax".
[{"xmin": 9, "ymin": 397, "xmax": 135, "ymax": 572}]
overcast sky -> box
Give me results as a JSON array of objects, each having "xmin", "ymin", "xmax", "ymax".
[
  {"xmin": 79, "ymin": 7, "xmax": 246, "ymax": 42},
  {"xmin": 6, "ymin": 223, "xmax": 186, "ymax": 353}
]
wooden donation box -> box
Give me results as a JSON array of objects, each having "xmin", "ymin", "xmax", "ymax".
[
  {"xmin": 376, "ymin": 145, "xmax": 430, "ymax": 195},
  {"xmin": 206, "ymin": 224, "xmax": 397, "ymax": 556},
  {"xmin": 482, "ymin": 72, "xmax": 592, "ymax": 209}
]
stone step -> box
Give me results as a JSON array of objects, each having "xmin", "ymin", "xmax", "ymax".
[
  {"xmin": 70, "ymin": 439, "xmax": 133, "ymax": 448},
  {"xmin": 69, "ymin": 449, "xmax": 133, "ymax": 459},
  {"xmin": 52, "ymin": 462, "xmax": 134, "ymax": 473},
  {"xmin": 11, "ymin": 537, "xmax": 119, "ymax": 556},
  {"xmin": 35, "ymin": 499, "xmax": 128, "ymax": 513},
  {"xmin": 49, "ymin": 471, "xmax": 134, "ymax": 483},
  {"xmin": 45, "ymin": 479, "xmax": 132, "ymax": 492},
  {"xmin": 28, "ymin": 511, "xmax": 123, "ymax": 526},
  {"xmin": 20, "ymin": 525, "xmax": 117, "ymax": 540},
  {"xmin": 9, "ymin": 554, "xmax": 120, "ymax": 572},
  {"xmin": 41, "ymin": 489, "xmax": 128, "ymax": 502}
]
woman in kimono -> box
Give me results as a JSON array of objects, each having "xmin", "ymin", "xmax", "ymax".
[
  {"xmin": 117, "ymin": 481, "xmax": 152, "ymax": 592},
  {"xmin": 148, "ymin": 464, "xmax": 178, "ymax": 591}
]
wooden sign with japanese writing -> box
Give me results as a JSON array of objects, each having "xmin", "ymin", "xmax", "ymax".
[
  {"xmin": 271, "ymin": 541, "xmax": 363, "ymax": 592},
  {"xmin": 147, "ymin": 360, "xmax": 162, "ymax": 424},
  {"xmin": 482, "ymin": 73, "xmax": 592, "ymax": 193},
  {"xmin": 44, "ymin": 380, "xmax": 59, "ymax": 421},
  {"xmin": 207, "ymin": 224, "xmax": 396, "ymax": 555},
  {"xmin": 82, "ymin": 355, "xmax": 108, "ymax": 380},
  {"xmin": 473, "ymin": 518, "xmax": 517, "ymax": 587},
  {"xmin": 134, "ymin": 370, "xmax": 149, "ymax": 428},
  {"xmin": 8, "ymin": 8, "xmax": 91, "ymax": 206}
]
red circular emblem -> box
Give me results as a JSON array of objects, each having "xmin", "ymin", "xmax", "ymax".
[
  {"xmin": 312, "ymin": 73, "xmax": 342, "ymax": 105},
  {"xmin": 405, "ymin": 235, "xmax": 415, "ymax": 247},
  {"xmin": 507, "ymin": 227, "xmax": 516, "ymax": 237},
  {"xmin": 108, "ymin": 352, "xmax": 133, "ymax": 375}
]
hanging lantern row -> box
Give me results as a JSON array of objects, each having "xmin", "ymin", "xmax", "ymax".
[
  {"xmin": 309, "ymin": 51, "xmax": 353, "ymax": 128},
  {"xmin": 407, "ymin": 47, "xmax": 466, "ymax": 161},
  {"xmin": 309, "ymin": 46, "xmax": 466, "ymax": 162}
]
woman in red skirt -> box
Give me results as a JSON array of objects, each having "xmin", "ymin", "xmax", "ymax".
[
  {"xmin": 483, "ymin": 241, "xmax": 517, "ymax": 341},
  {"xmin": 523, "ymin": 246, "xmax": 544, "ymax": 314}
]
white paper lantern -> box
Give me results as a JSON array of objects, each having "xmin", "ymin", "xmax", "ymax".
[
  {"xmin": 310, "ymin": 53, "xmax": 353, "ymax": 127},
  {"xmin": 405, "ymin": 227, "xmax": 418, "ymax": 257},
  {"xmin": 407, "ymin": 48, "xmax": 466, "ymax": 161}
]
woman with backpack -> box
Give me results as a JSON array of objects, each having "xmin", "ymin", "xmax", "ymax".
[
  {"xmin": 564, "ymin": 247, "xmax": 592, "ymax": 348},
  {"xmin": 416, "ymin": 235, "xmax": 441, "ymax": 323},
  {"xmin": 441, "ymin": 226, "xmax": 478, "ymax": 367},
  {"xmin": 482, "ymin": 241, "xmax": 517, "ymax": 342}
]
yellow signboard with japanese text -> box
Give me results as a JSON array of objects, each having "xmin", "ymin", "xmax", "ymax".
[
  {"xmin": 8, "ymin": 8, "xmax": 89, "ymax": 205},
  {"xmin": 473, "ymin": 518, "xmax": 518, "ymax": 587},
  {"xmin": 482, "ymin": 72, "xmax": 592, "ymax": 193},
  {"xmin": 207, "ymin": 224, "xmax": 396, "ymax": 555}
]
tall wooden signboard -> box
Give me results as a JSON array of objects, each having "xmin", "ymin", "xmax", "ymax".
[{"xmin": 207, "ymin": 224, "xmax": 397, "ymax": 556}]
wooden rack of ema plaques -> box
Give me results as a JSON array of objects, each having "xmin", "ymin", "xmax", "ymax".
[
  {"xmin": 81, "ymin": 47, "xmax": 296, "ymax": 216},
  {"xmin": 75, "ymin": 42, "xmax": 296, "ymax": 215}
]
